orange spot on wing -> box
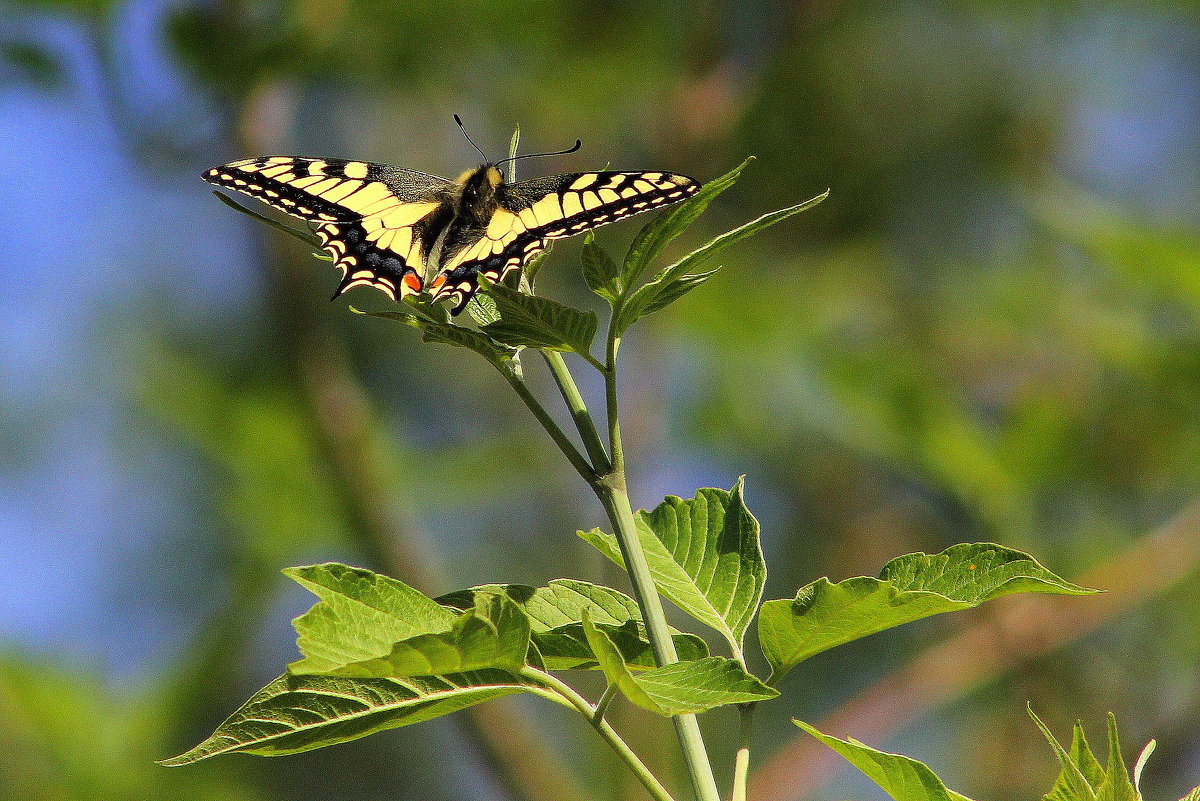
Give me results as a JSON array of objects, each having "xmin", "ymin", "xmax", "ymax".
[{"xmin": 404, "ymin": 274, "xmax": 423, "ymax": 292}]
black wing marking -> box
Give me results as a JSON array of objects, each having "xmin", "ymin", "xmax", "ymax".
[
  {"xmin": 203, "ymin": 156, "xmax": 454, "ymax": 301},
  {"xmin": 201, "ymin": 156, "xmax": 449, "ymax": 222},
  {"xmin": 501, "ymin": 171, "xmax": 698, "ymax": 237},
  {"xmin": 315, "ymin": 220, "xmax": 427, "ymax": 301},
  {"xmin": 428, "ymin": 171, "xmax": 698, "ymax": 313}
]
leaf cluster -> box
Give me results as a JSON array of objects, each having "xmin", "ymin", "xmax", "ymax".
[
  {"xmin": 165, "ymin": 478, "xmax": 1090, "ymax": 765},
  {"xmin": 794, "ymin": 708, "xmax": 1198, "ymax": 801},
  {"xmin": 177, "ymin": 156, "xmax": 1151, "ymax": 801}
]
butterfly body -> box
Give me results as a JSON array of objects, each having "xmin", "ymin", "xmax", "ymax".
[{"xmin": 203, "ymin": 155, "xmax": 698, "ymax": 312}]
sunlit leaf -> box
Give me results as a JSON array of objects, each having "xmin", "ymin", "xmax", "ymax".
[
  {"xmin": 160, "ymin": 670, "xmax": 558, "ymax": 765},
  {"xmin": 1030, "ymin": 709, "xmax": 1144, "ymax": 801},
  {"xmin": 579, "ymin": 478, "xmax": 765, "ymax": 657},
  {"xmin": 620, "ymin": 157, "xmax": 753, "ymax": 290},
  {"xmin": 286, "ymin": 563, "xmax": 457, "ymax": 675},
  {"xmin": 481, "ymin": 279, "xmax": 598, "ymax": 357},
  {"xmin": 437, "ymin": 580, "xmax": 707, "ymax": 670},
  {"xmin": 615, "ymin": 267, "xmax": 720, "ymax": 332},
  {"xmin": 465, "ymin": 291, "xmax": 501, "ymax": 325},
  {"xmin": 581, "ymin": 613, "xmax": 775, "ymax": 715},
  {"xmin": 615, "ymin": 190, "xmax": 828, "ymax": 332},
  {"xmin": 308, "ymin": 593, "xmax": 532, "ymax": 678},
  {"xmin": 1132, "ymin": 740, "xmax": 1155, "ymax": 801},
  {"xmin": 795, "ymin": 720, "xmax": 975, "ymax": 801},
  {"xmin": 1096, "ymin": 714, "xmax": 1137, "ymax": 801},
  {"xmin": 581, "ymin": 233, "xmax": 621, "ymax": 302},
  {"xmin": 759, "ymin": 543, "xmax": 1096, "ymax": 680}
]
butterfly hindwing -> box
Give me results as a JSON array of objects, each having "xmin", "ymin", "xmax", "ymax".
[
  {"xmin": 316, "ymin": 221, "xmax": 426, "ymax": 301},
  {"xmin": 430, "ymin": 170, "xmax": 699, "ymax": 310},
  {"xmin": 203, "ymin": 156, "xmax": 454, "ymax": 300}
]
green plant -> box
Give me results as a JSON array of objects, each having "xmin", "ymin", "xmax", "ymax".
[{"xmin": 164, "ymin": 141, "xmax": 1193, "ymax": 801}]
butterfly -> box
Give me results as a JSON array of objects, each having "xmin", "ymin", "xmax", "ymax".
[{"xmin": 202, "ymin": 128, "xmax": 699, "ymax": 314}]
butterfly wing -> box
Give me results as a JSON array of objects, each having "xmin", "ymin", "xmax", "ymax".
[
  {"xmin": 430, "ymin": 170, "xmax": 699, "ymax": 312},
  {"xmin": 203, "ymin": 156, "xmax": 452, "ymax": 300}
]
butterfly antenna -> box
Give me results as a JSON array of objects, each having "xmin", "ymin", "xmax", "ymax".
[
  {"xmin": 495, "ymin": 139, "xmax": 583, "ymax": 168},
  {"xmin": 453, "ymin": 114, "xmax": 490, "ymax": 162}
]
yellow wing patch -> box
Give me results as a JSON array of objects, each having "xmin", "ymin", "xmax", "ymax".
[
  {"xmin": 202, "ymin": 157, "xmax": 422, "ymax": 224},
  {"xmin": 429, "ymin": 170, "xmax": 698, "ymax": 312},
  {"xmin": 316, "ymin": 219, "xmax": 429, "ymax": 302},
  {"xmin": 202, "ymin": 155, "xmax": 454, "ymax": 303}
]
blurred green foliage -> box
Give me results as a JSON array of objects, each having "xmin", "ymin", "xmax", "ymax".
[{"xmin": 3, "ymin": 1, "xmax": 1199, "ymax": 800}]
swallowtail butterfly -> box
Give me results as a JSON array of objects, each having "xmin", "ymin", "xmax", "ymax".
[{"xmin": 202, "ymin": 124, "xmax": 698, "ymax": 313}]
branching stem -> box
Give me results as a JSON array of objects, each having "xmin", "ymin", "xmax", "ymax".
[
  {"xmin": 731, "ymin": 703, "xmax": 756, "ymax": 801},
  {"xmin": 508, "ymin": 236, "xmax": 721, "ymax": 801},
  {"xmin": 591, "ymin": 311, "xmax": 723, "ymax": 801},
  {"xmin": 541, "ymin": 350, "xmax": 611, "ymax": 473},
  {"xmin": 498, "ymin": 364, "xmax": 596, "ymax": 483},
  {"xmin": 520, "ymin": 668, "xmax": 677, "ymax": 801},
  {"xmin": 593, "ymin": 683, "xmax": 617, "ymax": 724}
]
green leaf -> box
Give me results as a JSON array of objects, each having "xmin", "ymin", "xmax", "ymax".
[
  {"xmin": 614, "ymin": 190, "xmax": 828, "ymax": 333},
  {"xmin": 1031, "ymin": 709, "xmax": 1145, "ymax": 801},
  {"xmin": 304, "ymin": 593, "xmax": 532, "ymax": 678},
  {"xmin": 621, "ymin": 157, "xmax": 753, "ymax": 290},
  {"xmin": 285, "ymin": 563, "xmax": 457, "ymax": 675},
  {"xmin": 795, "ymin": 721, "xmax": 976, "ymax": 801},
  {"xmin": 614, "ymin": 267, "xmax": 721, "ymax": 332},
  {"xmin": 1096, "ymin": 714, "xmax": 1138, "ymax": 801},
  {"xmin": 656, "ymin": 190, "xmax": 828, "ymax": 284},
  {"xmin": 1065, "ymin": 723, "xmax": 1107, "ymax": 794},
  {"xmin": 581, "ymin": 612, "xmax": 775, "ymax": 715},
  {"xmin": 758, "ymin": 543, "xmax": 1096, "ymax": 680},
  {"xmin": 160, "ymin": 670, "xmax": 558, "ymax": 765},
  {"xmin": 578, "ymin": 478, "xmax": 765, "ymax": 657},
  {"xmin": 212, "ymin": 190, "xmax": 321, "ymax": 247},
  {"xmin": 1031, "ymin": 707, "xmax": 1100, "ymax": 801},
  {"xmin": 480, "ymin": 279, "xmax": 598, "ymax": 357},
  {"xmin": 524, "ymin": 246, "xmax": 552, "ymax": 285},
  {"xmin": 507, "ymin": 124, "xmax": 521, "ymax": 164},
  {"xmin": 1180, "ymin": 786, "xmax": 1200, "ymax": 801},
  {"xmin": 436, "ymin": 580, "xmax": 707, "ymax": 670},
  {"xmin": 1132, "ymin": 741, "xmax": 1155, "ymax": 801},
  {"xmin": 581, "ymin": 233, "xmax": 621, "ymax": 302},
  {"xmin": 352, "ymin": 307, "xmax": 512, "ymax": 363},
  {"xmin": 465, "ymin": 291, "xmax": 501, "ymax": 325}
]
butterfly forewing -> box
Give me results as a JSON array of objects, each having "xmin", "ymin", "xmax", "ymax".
[
  {"xmin": 429, "ymin": 170, "xmax": 698, "ymax": 310},
  {"xmin": 203, "ymin": 156, "xmax": 452, "ymax": 300}
]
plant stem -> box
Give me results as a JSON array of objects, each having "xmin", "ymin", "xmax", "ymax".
[
  {"xmin": 593, "ymin": 683, "xmax": 618, "ymax": 724},
  {"xmin": 498, "ymin": 364, "xmax": 596, "ymax": 483},
  {"xmin": 605, "ymin": 331, "xmax": 624, "ymax": 470},
  {"xmin": 515, "ymin": 299, "xmax": 721, "ymax": 801},
  {"xmin": 541, "ymin": 350, "xmax": 612, "ymax": 473},
  {"xmin": 521, "ymin": 668, "xmax": 677, "ymax": 801},
  {"xmin": 730, "ymin": 704, "xmax": 756, "ymax": 801},
  {"xmin": 594, "ymin": 317, "xmax": 722, "ymax": 801},
  {"xmin": 595, "ymin": 477, "xmax": 722, "ymax": 801}
]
